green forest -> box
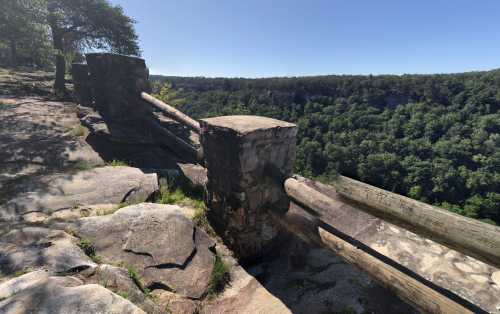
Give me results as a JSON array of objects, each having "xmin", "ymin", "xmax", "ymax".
[{"xmin": 151, "ymin": 71, "xmax": 500, "ymax": 225}]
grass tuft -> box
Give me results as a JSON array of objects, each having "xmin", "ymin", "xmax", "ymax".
[
  {"xmin": 207, "ymin": 253, "xmax": 230, "ymax": 297},
  {"xmin": 156, "ymin": 185, "xmax": 217, "ymax": 236},
  {"xmin": 13, "ymin": 267, "xmax": 33, "ymax": 277},
  {"xmin": 78, "ymin": 238, "xmax": 102, "ymax": 263},
  {"xmin": 127, "ymin": 265, "xmax": 143, "ymax": 290},
  {"xmin": 70, "ymin": 160, "xmax": 93, "ymax": 172},
  {"xmin": 116, "ymin": 290, "xmax": 129, "ymax": 299},
  {"xmin": 107, "ymin": 159, "xmax": 128, "ymax": 167}
]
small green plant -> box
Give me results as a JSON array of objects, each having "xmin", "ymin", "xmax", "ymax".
[
  {"xmin": 78, "ymin": 239, "xmax": 102, "ymax": 263},
  {"xmin": 70, "ymin": 160, "xmax": 93, "ymax": 172},
  {"xmin": 95, "ymin": 205, "xmax": 121, "ymax": 216},
  {"xmin": 91, "ymin": 254, "xmax": 102, "ymax": 263},
  {"xmin": 116, "ymin": 290, "xmax": 129, "ymax": 300},
  {"xmin": 192, "ymin": 207, "xmax": 209, "ymax": 228},
  {"xmin": 207, "ymin": 253, "xmax": 230, "ymax": 297},
  {"xmin": 156, "ymin": 185, "xmax": 217, "ymax": 235},
  {"xmin": 65, "ymin": 227, "xmax": 77, "ymax": 237},
  {"xmin": 78, "ymin": 239, "xmax": 95, "ymax": 256},
  {"xmin": 157, "ymin": 186, "xmax": 205, "ymax": 209},
  {"xmin": 127, "ymin": 265, "xmax": 143, "ymax": 290},
  {"xmin": 108, "ymin": 159, "xmax": 128, "ymax": 167},
  {"xmin": 13, "ymin": 267, "xmax": 33, "ymax": 277},
  {"xmin": 143, "ymin": 288, "xmax": 158, "ymax": 302}
]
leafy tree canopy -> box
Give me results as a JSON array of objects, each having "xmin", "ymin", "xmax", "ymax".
[{"xmin": 152, "ymin": 70, "xmax": 500, "ymax": 225}]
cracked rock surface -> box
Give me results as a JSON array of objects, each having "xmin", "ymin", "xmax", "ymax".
[
  {"xmin": 0, "ymin": 274, "xmax": 145, "ymax": 314},
  {"xmin": 74, "ymin": 203, "xmax": 215, "ymax": 299},
  {"xmin": 0, "ymin": 166, "xmax": 159, "ymax": 222},
  {"xmin": 0, "ymin": 227, "xmax": 96, "ymax": 276}
]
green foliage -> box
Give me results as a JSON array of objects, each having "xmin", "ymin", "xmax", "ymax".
[
  {"xmin": 0, "ymin": 0, "xmax": 52, "ymax": 67},
  {"xmin": 78, "ymin": 239, "xmax": 95, "ymax": 256},
  {"xmin": 78, "ymin": 238, "xmax": 102, "ymax": 263},
  {"xmin": 127, "ymin": 265, "xmax": 143, "ymax": 290},
  {"xmin": 116, "ymin": 290, "xmax": 129, "ymax": 300},
  {"xmin": 152, "ymin": 70, "xmax": 500, "ymax": 225},
  {"xmin": 156, "ymin": 184, "xmax": 216, "ymax": 235},
  {"xmin": 152, "ymin": 81, "xmax": 185, "ymax": 107},
  {"xmin": 46, "ymin": 0, "xmax": 140, "ymax": 55},
  {"xmin": 107, "ymin": 159, "xmax": 128, "ymax": 167},
  {"xmin": 208, "ymin": 253, "xmax": 230, "ymax": 297},
  {"xmin": 143, "ymin": 288, "xmax": 157, "ymax": 302},
  {"xmin": 13, "ymin": 267, "xmax": 34, "ymax": 277},
  {"xmin": 68, "ymin": 160, "xmax": 94, "ymax": 172},
  {"xmin": 157, "ymin": 186, "xmax": 204, "ymax": 209}
]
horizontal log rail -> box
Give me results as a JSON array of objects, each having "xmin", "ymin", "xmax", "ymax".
[
  {"xmin": 144, "ymin": 115, "xmax": 204, "ymax": 163},
  {"xmin": 284, "ymin": 176, "xmax": 500, "ymax": 269},
  {"xmin": 141, "ymin": 92, "xmax": 201, "ymax": 134},
  {"xmin": 269, "ymin": 206, "xmax": 477, "ymax": 314}
]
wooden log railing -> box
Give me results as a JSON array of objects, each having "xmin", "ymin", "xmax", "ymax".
[
  {"xmin": 284, "ymin": 176, "xmax": 500, "ymax": 269},
  {"xmin": 269, "ymin": 206, "xmax": 475, "ymax": 314},
  {"xmin": 141, "ymin": 92, "xmax": 201, "ymax": 134},
  {"xmin": 281, "ymin": 176, "xmax": 500, "ymax": 314},
  {"xmin": 140, "ymin": 92, "xmax": 204, "ymax": 162}
]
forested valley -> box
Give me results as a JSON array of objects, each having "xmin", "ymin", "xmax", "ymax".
[{"xmin": 151, "ymin": 71, "xmax": 500, "ymax": 225}]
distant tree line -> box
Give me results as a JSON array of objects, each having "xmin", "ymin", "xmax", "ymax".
[
  {"xmin": 0, "ymin": 0, "xmax": 139, "ymax": 94},
  {"xmin": 152, "ymin": 71, "xmax": 500, "ymax": 225}
]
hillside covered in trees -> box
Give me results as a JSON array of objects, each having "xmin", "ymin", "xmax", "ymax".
[{"xmin": 151, "ymin": 70, "xmax": 500, "ymax": 225}]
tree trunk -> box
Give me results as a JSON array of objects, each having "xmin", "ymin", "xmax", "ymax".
[
  {"xmin": 9, "ymin": 39, "xmax": 17, "ymax": 67},
  {"xmin": 51, "ymin": 26, "xmax": 66, "ymax": 94}
]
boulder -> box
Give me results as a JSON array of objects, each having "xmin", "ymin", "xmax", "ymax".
[
  {"xmin": 86, "ymin": 264, "xmax": 163, "ymax": 314},
  {"xmin": 0, "ymin": 166, "xmax": 158, "ymax": 221},
  {"xmin": 0, "ymin": 275, "xmax": 145, "ymax": 314},
  {"xmin": 75, "ymin": 203, "xmax": 215, "ymax": 299},
  {"xmin": 0, "ymin": 227, "xmax": 96, "ymax": 276},
  {"xmin": 0, "ymin": 270, "xmax": 51, "ymax": 299},
  {"xmin": 154, "ymin": 290, "xmax": 199, "ymax": 314}
]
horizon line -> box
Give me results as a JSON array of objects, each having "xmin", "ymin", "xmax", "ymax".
[{"xmin": 148, "ymin": 66, "xmax": 500, "ymax": 80}]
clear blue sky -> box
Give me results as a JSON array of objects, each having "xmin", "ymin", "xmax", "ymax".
[{"xmin": 109, "ymin": 0, "xmax": 500, "ymax": 77}]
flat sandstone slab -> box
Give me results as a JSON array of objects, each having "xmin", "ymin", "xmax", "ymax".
[
  {"xmin": 201, "ymin": 115, "xmax": 296, "ymax": 135},
  {"xmin": 0, "ymin": 166, "xmax": 158, "ymax": 221}
]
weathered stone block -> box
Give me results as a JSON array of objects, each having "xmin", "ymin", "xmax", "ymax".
[
  {"xmin": 71, "ymin": 63, "xmax": 93, "ymax": 106},
  {"xmin": 85, "ymin": 53, "xmax": 151, "ymax": 122},
  {"xmin": 200, "ymin": 115, "xmax": 297, "ymax": 260}
]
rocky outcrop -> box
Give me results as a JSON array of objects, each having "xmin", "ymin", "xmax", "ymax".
[
  {"xmin": 74, "ymin": 203, "xmax": 216, "ymax": 299},
  {"xmin": 0, "ymin": 166, "xmax": 158, "ymax": 221},
  {"xmin": 86, "ymin": 264, "xmax": 163, "ymax": 314},
  {"xmin": 0, "ymin": 227, "xmax": 96, "ymax": 276},
  {"xmin": 0, "ymin": 274, "xmax": 145, "ymax": 314},
  {"xmin": 0, "ymin": 96, "xmax": 103, "ymax": 193}
]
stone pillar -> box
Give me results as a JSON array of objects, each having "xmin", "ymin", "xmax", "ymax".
[
  {"xmin": 200, "ymin": 115, "xmax": 297, "ymax": 260},
  {"xmin": 71, "ymin": 63, "xmax": 92, "ymax": 106},
  {"xmin": 85, "ymin": 53, "xmax": 151, "ymax": 122}
]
